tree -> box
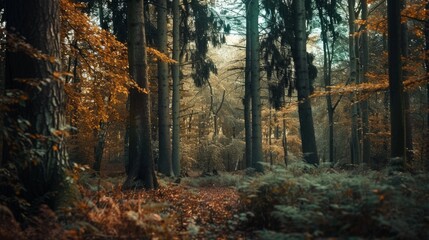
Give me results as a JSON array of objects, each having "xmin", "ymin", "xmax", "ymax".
[
  {"xmin": 172, "ymin": 0, "xmax": 181, "ymax": 176},
  {"xmin": 157, "ymin": 0, "xmax": 173, "ymax": 176},
  {"xmin": 292, "ymin": 0, "xmax": 319, "ymax": 165},
  {"xmin": 361, "ymin": 0, "xmax": 371, "ymax": 165},
  {"xmin": 315, "ymin": 0, "xmax": 340, "ymax": 164},
  {"xmin": 4, "ymin": 0, "xmax": 68, "ymax": 208},
  {"xmin": 387, "ymin": 0, "xmax": 406, "ymax": 164},
  {"xmin": 124, "ymin": 0, "xmax": 158, "ymax": 190},
  {"xmin": 244, "ymin": 0, "xmax": 252, "ymax": 168},
  {"xmin": 400, "ymin": 0, "xmax": 413, "ymax": 163},
  {"xmin": 348, "ymin": 0, "xmax": 361, "ymax": 164},
  {"xmin": 248, "ymin": 0, "xmax": 263, "ymax": 172},
  {"xmin": 425, "ymin": 1, "xmax": 429, "ymax": 171}
]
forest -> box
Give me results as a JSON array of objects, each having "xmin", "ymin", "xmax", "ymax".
[{"xmin": 0, "ymin": 0, "xmax": 428, "ymax": 239}]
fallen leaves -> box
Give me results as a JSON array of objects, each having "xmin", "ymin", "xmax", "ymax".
[{"xmin": 60, "ymin": 178, "xmax": 243, "ymax": 239}]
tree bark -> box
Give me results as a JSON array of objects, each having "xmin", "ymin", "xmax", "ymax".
[
  {"xmin": 124, "ymin": 0, "xmax": 158, "ymax": 190},
  {"xmin": 93, "ymin": 122, "xmax": 108, "ymax": 173},
  {"xmin": 348, "ymin": 0, "xmax": 361, "ymax": 164},
  {"xmin": 361, "ymin": 0, "xmax": 371, "ymax": 166},
  {"xmin": 244, "ymin": 0, "xmax": 252, "ymax": 168},
  {"xmin": 4, "ymin": 0, "xmax": 68, "ymax": 207},
  {"xmin": 172, "ymin": 0, "xmax": 181, "ymax": 177},
  {"xmin": 316, "ymin": 2, "xmax": 336, "ymax": 164},
  {"xmin": 425, "ymin": 1, "xmax": 429, "ymax": 171},
  {"xmin": 387, "ymin": 0, "xmax": 406, "ymax": 164},
  {"xmin": 249, "ymin": 0, "xmax": 263, "ymax": 172},
  {"xmin": 400, "ymin": 0, "xmax": 414, "ymax": 163},
  {"xmin": 157, "ymin": 0, "xmax": 173, "ymax": 177},
  {"xmin": 292, "ymin": 0, "xmax": 319, "ymax": 165}
]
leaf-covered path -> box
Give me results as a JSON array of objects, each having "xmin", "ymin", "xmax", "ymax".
[{"xmin": 61, "ymin": 177, "xmax": 246, "ymax": 239}]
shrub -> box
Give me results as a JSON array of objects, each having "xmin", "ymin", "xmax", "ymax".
[{"xmin": 237, "ymin": 163, "xmax": 429, "ymax": 239}]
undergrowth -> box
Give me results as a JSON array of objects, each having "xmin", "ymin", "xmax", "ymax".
[
  {"xmin": 236, "ymin": 162, "xmax": 429, "ymax": 239},
  {"xmin": 182, "ymin": 172, "xmax": 242, "ymax": 188}
]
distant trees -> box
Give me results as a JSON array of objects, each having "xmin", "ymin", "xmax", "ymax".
[
  {"xmin": 315, "ymin": 0, "xmax": 341, "ymax": 164},
  {"xmin": 4, "ymin": 0, "xmax": 68, "ymax": 207}
]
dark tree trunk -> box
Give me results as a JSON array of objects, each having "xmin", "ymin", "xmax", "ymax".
[
  {"xmin": 424, "ymin": 2, "xmax": 429, "ymax": 170},
  {"xmin": 172, "ymin": 0, "xmax": 181, "ymax": 176},
  {"xmin": 401, "ymin": 0, "xmax": 413, "ymax": 163},
  {"xmin": 93, "ymin": 122, "xmax": 108, "ymax": 173},
  {"xmin": 282, "ymin": 112, "xmax": 288, "ymax": 166},
  {"xmin": 316, "ymin": 2, "xmax": 336, "ymax": 164},
  {"xmin": 157, "ymin": 0, "xmax": 173, "ymax": 177},
  {"xmin": 0, "ymin": 32, "xmax": 4, "ymax": 167},
  {"xmin": 387, "ymin": 0, "xmax": 406, "ymax": 164},
  {"xmin": 361, "ymin": 0, "xmax": 371, "ymax": 166},
  {"xmin": 348, "ymin": 0, "xmax": 361, "ymax": 164},
  {"xmin": 249, "ymin": 0, "xmax": 263, "ymax": 172},
  {"xmin": 292, "ymin": 0, "xmax": 319, "ymax": 165},
  {"xmin": 123, "ymin": 0, "xmax": 158, "ymax": 190},
  {"xmin": 4, "ymin": 0, "xmax": 68, "ymax": 208},
  {"xmin": 244, "ymin": 0, "xmax": 252, "ymax": 168}
]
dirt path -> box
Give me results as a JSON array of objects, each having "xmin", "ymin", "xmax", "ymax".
[{"xmin": 160, "ymin": 185, "xmax": 243, "ymax": 239}]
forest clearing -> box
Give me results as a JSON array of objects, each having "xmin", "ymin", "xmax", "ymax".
[{"xmin": 0, "ymin": 0, "xmax": 428, "ymax": 239}]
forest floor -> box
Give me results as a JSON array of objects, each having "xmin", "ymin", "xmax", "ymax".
[
  {"xmin": 63, "ymin": 173, "xmax": 248, "ymax": 239},
  {"xmin": 2, "ymin": 163, "xmax": 429, "ymax": 239},
  {"xmin": 0, "ymin": 167, "xmax": 249, "ymax": 239}
]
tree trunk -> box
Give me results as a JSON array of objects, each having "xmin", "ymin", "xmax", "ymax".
[
  {"xmin": 157, "ymin": 0, "xmax": 173, "ymax": 177},
  {"xmin": 387, "ymin": 0, "xmax": 406, "ymax": 165},
  {"xmin": 0, "ymin": 34, "xmax": 4, "ymax": 167},
  {"xmin": 282, "ymin": 113, "xmax": 288, "ymax": 166},
  {"xmin": 400, "ymin": 0, "xmax": 414, "ymax": 163},
  {"xmin": 4, "ymin": 0, "xmax": 68, "ymax": 208},
  {"xmin": 124, "ymin": 0, "xmax": 158, "ymax": 190},
  {"xmin": 425, "ymin": 2, "xmax": 429, "ymax": 171},
  {"xmin": 172, "ymin": 0, "xmax": 181, "ymax": 177},
  {"xmin": 244, "ymin": 0, "xmax": 252, "ymax": 168},
  {"xmin": 361, "ymin": 0, "xmax": 371, "ymax": 166},
  {"xmin": 292, "ymin": 0, "xmax": 319, "ymax": 165},
  {"xmin": 249, "ymin": 0, "xmax": 263, "ymax": 172},
  {"xmin": 316, "ymin": 3, "xmax": 335, "ymax": 164},
  {"xmin": 93, "ymin": 122, "xmax": 108, "ymax": 173},
  {"xmin": 348, "ymin": 0, "xmax": 361, "ymax": 164}
]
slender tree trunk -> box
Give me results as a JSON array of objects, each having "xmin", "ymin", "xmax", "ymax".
[
  {"xmin": 361, "ymin": 0, "xmax": 371, "ymax": 166},
  {"xmin": 0, "ymin": 36, "xmax": 4, "ymax": 167},
  {"xmin": 93, "ymin": 122, "xmax": 108, "ymax": 173},
  {"xmin": 348, "ymin": 0, "xmax": 361, "ymax": 164},
  {"xmin": 157, "ymin": 0, "xmax": 173, "ymax": 176},
  {"xmin": 269, "ymin": 109, "xmax": 273, "ymax": 166},
  {"xmin": 208, "ymin": 81, "xmax": 225, "ymax": 137},
  {"xmin": 292, "ymin": 0, "xmax": 319, "ymax": 165},
  {"xmin": 282, "ymin": 112, "xmax": 288, "ymax": 166},
  {"xmin": 244, "ymin": 0, "xmax": 252, "ymax": 169},
  {"xmin": 93, "ymin": 0, "xmax": 110, "ymax": 175},
  {"xmin": 249, "ymin": 0, "xmax": 263, "ymax": 172},
  {"xmin": 323, "ymin": 39, "xmax": 334, "ymax": 164},
  {"xmin": 4, "ymin": 0, "xmax": 68, "ymax": 208},
  {"xmin": 425, "ymin": 2, "xmax": 429, "ymax": 170},
  {"xmin": 387, "ymin": 0, "xmax": 406, "ymax": 165},
  {"xmin": 400, "ymin": 0, "xmax": 414, "ymax": 163},
  {"xmin": 317, "ymin": 4, "xmax": 335, "ymax": 164},
  {"xmin": 172, "ymin": 0, "xmax": 181, "ymax": 177},
  {"xmin": 124, "ymin": 0, "xmax": 158, "ymax": 190}
]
